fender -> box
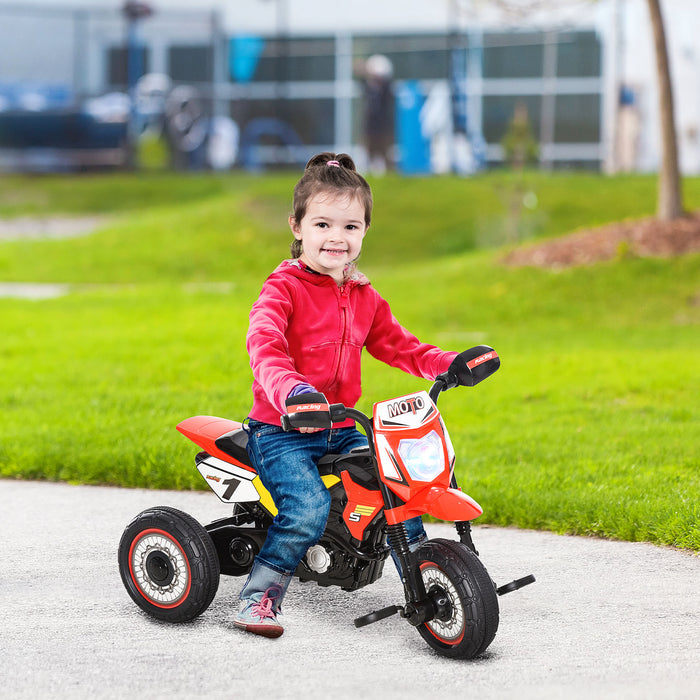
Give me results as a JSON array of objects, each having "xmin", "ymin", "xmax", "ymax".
[
  {"xmin": 176, "ymin": 416, "xmax": 254, "ymax": 471},
  {"xmin": 384, "ymin": 486, "xmax": 482, "ymax": 526}
]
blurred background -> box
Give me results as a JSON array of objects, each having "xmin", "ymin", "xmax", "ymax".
[{"xmin": 0, "ymin": 0, "xmax": 698, "ymax": 176}]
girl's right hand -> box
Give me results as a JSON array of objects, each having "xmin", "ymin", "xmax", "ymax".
[{"xmin": 284, "ymin": 391, "xmax": 332, "ymax": 431}]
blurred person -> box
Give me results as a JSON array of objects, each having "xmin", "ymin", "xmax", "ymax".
[{"xmin": 360, "ymin": 55, "xmax": 395, "ymax": 174}]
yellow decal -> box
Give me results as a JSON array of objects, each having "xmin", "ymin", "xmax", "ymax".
[
  {"xmin": 321, "ymin": 474, "xmax": 341, "ymax": 489},
  {"xmin": 253, "ymin": 476, "xmax": 278, "ymax": 516},
  {"xmin": 348, "ymin": 504, "xmax": 377, "ymax": 523},
  {"xmin": 253, "ymin": 473, "xmax": 340, "ymax": 518}
]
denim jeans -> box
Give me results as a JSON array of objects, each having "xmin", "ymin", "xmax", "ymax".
[{"xmin": 245, "ymin": 420, "xmax": 426, "ymax": 576}]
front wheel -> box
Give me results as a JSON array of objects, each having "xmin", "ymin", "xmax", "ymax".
[
  {"xmin": 118, "ymin": 506, "xmax": 220, "ymax": 622},
  {"xmin": 416, "ymin": 538, "xmax": 499, "ymax": 659}
]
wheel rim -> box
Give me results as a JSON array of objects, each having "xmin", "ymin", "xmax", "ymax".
[
  {"xmin": 128, "ymin": 528, "xmax": 191, "ymax": 608},
  {"xmin": 420, "ymin": 563, "xmax": 465, "ymax": 644}
]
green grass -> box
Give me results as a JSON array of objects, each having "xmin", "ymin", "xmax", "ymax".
[{"xmin": 1, "ymin": 171, "xmax": 698, "ymax": 550}]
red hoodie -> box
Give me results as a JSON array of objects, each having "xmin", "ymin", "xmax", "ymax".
[{"xmin": 247, "ymin": 260, "xmax": 458, "ymax": 427}]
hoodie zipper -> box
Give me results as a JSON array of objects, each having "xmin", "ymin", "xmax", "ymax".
[{"xmin": 333, "ymin": 282, "xmax": 352, "ymax": 391}]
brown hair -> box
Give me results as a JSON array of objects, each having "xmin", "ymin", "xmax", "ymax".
[{"xmin": 290, "ymin": 152, "xmax": 373, "ymax": 258}]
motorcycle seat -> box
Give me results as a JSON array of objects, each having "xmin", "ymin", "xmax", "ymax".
[
  {"xmin": 214, "ymin": 428, "xmax": 250, "ymax": 465},
  {"xmin": 213, "ymin": 429, "xmax": 380, "ymax": 490}
]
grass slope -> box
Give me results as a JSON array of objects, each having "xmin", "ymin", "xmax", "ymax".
[{"xmin": 0, "ymin": 171, "xmax": 698, "ymax": 550}]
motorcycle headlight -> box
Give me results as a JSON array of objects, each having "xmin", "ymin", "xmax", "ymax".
[{"xmin": 398, "ymin": 430, "xmax": 445, "ymax": 482}]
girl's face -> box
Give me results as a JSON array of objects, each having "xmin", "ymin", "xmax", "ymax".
[{"xmin": 290, "ymin": 190, "xmax": 368, "ymax": 284}]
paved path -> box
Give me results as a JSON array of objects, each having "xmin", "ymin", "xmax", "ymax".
[{"xmin": 1, "ymin": 480, "xmax": 698, "ymax": 699}]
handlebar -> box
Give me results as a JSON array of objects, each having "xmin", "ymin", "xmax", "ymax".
[
  {"xmin": 280, "ymin": 345, "xmax": 500, "ymax": 432},
  {"xmin": 281, "ymin": 377, "xmax": 451, "ymax": 433},
  {"xmin": 429, "ymin": 373, "xmax": 452, "ymax": 404}
]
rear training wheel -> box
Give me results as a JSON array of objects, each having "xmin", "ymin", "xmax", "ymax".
[
  {"xmin": 118, "ymin": 506, "xmax": 220, "ymax": 622},
  {"xmin": 417, "ymin": 538, "xmax": 499, "ymax": 659}
]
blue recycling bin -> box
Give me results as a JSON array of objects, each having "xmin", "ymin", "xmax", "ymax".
[{"xmin": 395, "ymin": 80, "xmax": 430, "ymax": 175}]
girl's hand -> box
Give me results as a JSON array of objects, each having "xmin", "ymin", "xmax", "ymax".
[{"xmin": 284, "ymin": 390, "xmax": 331, "ymax": 432}]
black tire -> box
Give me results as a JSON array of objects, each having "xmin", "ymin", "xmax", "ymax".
[
  {"xmin": 416, "ymin": 538, "xmax": 499, "ymax": 659},
  {"xmin": 118, "ymin": 506, "xmax": 220, "ymax": 623}
]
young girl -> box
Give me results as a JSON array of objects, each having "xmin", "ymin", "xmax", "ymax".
[{"xmin": 238, "ymin": 152, "xmax": 460, "ymax": 638}]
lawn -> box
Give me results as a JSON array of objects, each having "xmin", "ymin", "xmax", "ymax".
[{"xmin": 1, "ymin": 170, "xmax": 698, "ymax": 550}]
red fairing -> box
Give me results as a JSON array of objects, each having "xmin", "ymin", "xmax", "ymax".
[
  {"xmin": 176, "ymin": 416, "xmax": 255, "ymax": 472},
  {"xmin": 384, "ymin": 487, "xmax": 482, "ymax": 526},
  {"xmin": 372, "ymin": 390, "xmax": 482, "ymax": 523},
  {"xmin": 372, "ymin": 392, "xmax": 452, "ymax": 503}
]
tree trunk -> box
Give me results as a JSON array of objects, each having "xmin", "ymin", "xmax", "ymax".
[{"xmin": 647, "ymin": 0, "xmax": 683, "ymax": 220}]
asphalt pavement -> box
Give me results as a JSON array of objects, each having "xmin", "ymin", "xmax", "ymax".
[{"xmin": 1, "ymin": 479, "xmax": 698, "ymax": 700}]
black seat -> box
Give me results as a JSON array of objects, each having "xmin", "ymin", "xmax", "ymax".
[
  {"xmin": 213, "ymin": 431, "xmax": 379, "ymax": 489},
  {"xmin": 214, "ymin": 428, "xmax": 251, "ymax": 465}
]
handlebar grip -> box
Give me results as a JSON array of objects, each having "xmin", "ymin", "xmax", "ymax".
[
  {"xmin": 281, "ymin": 400, "xmax": 347, "ymax": 431},
  {"xmin": 329, "ymin": 403, "xmax": 347, "ymax": 423},
  {"xmin": 283, "ymin": 392, "xmax": 332, "ymax": 430}
]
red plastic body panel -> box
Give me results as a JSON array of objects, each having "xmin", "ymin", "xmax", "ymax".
[
  {"xmin": 371, "ymin": 391, "xmax": 483, "ymax": 524},
  {"xmin": 384, "ymin": 486, "xmax": 482, "ymax": 525},
  {"xmin": 176, "ymin": 415, "xmax": 255, "ymax": 472},
  {"xmin": 340, "ymin": 471, "xmax": 385, "ymax": 541},
  {"xmin": 372, "ymin": 393, "xmax": 452, "ymax": 502}
]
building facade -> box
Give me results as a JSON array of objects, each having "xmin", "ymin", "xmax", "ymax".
[{"xmin": 1, "ymin": 0, "xmax": 698, "ymax": 174}]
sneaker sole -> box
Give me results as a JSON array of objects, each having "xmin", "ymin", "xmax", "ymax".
[{"xmin": 234, "ymin": 620, "xmax": 284, "ymax": 639}]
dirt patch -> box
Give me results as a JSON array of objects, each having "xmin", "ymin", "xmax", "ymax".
[{"xmin": 502, "ymin": 211, "xmax": 700, "ymax": 269}]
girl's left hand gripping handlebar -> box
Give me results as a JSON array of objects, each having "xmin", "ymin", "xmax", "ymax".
[{"xmin": 282, "ymin": 392, "xmax": 333, "ymax": 431}]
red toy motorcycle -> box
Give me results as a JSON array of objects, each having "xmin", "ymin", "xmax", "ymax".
[{"xmin": 118, "ymin": 345, "xmax": 534, "ymax": 659}]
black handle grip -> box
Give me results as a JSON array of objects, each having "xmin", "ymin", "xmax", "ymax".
[
  {"xmin": 283, "ymin": 392, "xmax": 332, "ymax": 430},
  {"xmin": 329, "ymin": 403, "xmax": 347, "ymax": 423},
  {"xmin": 281, "ymin": 400, "xmax": 347, "ymax": 431}
]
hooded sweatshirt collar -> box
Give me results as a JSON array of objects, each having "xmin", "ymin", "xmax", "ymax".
[{"xmin": 277, "ymin": 259, "xmax": 370, "ymax": 287}]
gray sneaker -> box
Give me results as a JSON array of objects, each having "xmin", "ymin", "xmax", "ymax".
[{"xmin": 234, "ymin": 585, "xmax": 284, "ymax": 638}]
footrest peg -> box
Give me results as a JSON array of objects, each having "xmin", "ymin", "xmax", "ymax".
[
  {"xmin": 354, "ymin": 604, "xmax": 403, "ymax": 628},
  {"xmin": 497, "ymin": 574, "xmax": 536, "ymax": 596}
]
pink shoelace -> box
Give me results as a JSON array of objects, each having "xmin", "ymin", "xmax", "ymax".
[{"xmin": 250, "ymin": 586, "xmax": 281, "ymax": 621}]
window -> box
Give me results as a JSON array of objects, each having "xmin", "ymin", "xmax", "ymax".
[
  {"xmin": 107, "ymin": 46, "xmax": 150, "ymax": 88},
  {"xmin": 554, "ymin": 94, "xmax": 600, "ymax": 142},
  {"xmin": 241, "ymin": 37, "xmax": 336, "ymax": 82},
  {"xmin": 556, "ymin": 31, "xmax": 601, "ymax": 78},
  {"xmin": 169, "ymin": 46, "xmax": 213, "ymax": 83},
  {"xmin": 354, "ymin": 34, "xmax": 450, "ymax": 80},
  {"xmin": 483, "ymin": 33, "xmax": 544, "ymax": 79},
  {"xmin": 482, "ymin": 95, "xmax": 542, "ymax": 144}
]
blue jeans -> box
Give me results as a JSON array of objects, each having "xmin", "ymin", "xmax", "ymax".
[{"xmin": 245, "ymin": 420, "xmax": 426, "ymax": 576}]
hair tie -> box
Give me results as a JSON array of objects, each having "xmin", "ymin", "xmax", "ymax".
[{"xmin": 326, "ymin": 160, "xmax": 340, "ymax": 168}]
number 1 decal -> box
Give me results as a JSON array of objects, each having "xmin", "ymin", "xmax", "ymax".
[{"xmin": 221, "ymin": 477, "xmax": 241, "ymax": 500}]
